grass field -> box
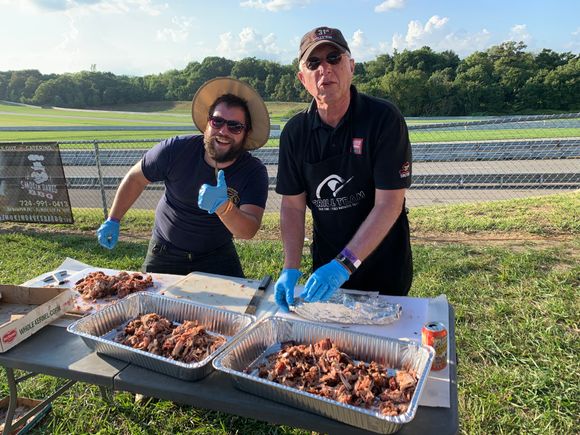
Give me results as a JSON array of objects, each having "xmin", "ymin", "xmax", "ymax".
[
  {"xmin": 2, "ymin": 101, "xmax": 578, "ymax": 144},
  {"xmin": 0, "ymin": 192, "xmax": 578, "ymax": 434}
]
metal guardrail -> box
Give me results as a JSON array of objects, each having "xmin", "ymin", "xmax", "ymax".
[
  {"xmin": 66, "ymin": 172, "xmax": 580, "ymax": 191},
  {"xmin": 408, "ymin": 112, "xmax": 580, "ymax": 129}
]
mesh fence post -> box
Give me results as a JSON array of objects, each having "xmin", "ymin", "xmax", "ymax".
[{"xmin": 93, "ymin": 140, "xmax": 109, "ymax": 220}]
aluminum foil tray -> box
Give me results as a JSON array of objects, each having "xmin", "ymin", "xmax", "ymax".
[
  {"xmin": 213, "ymin": 316, "xmax": 434, "ymax": 434},
  {"xmin": 67, "ymin": 292, "xmax": 255, "ymax": 380}
]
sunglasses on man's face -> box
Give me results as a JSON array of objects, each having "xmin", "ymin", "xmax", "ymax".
[
  {"xmin": 208, "ymin": 115, "xmax": 247, "ymax": 135},
  {"xmin": 305, "ymin": 52, "xmax": 344, "ymax": 71}
]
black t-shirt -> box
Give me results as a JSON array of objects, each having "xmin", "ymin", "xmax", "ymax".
[
  {"xmin": 276, "ymin": 86, "xmax": 412, "ymax": 197},
  {"xmin": 142, "ymin": 135, "xmax": 268, "ymax": 253}
]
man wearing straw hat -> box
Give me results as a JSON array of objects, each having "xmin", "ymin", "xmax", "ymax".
[{"xmin": 96, "ymin": 77, "xmax": 270, "ymax": 277}]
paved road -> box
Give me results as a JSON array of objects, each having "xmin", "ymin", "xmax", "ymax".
[
  {"xmin": 64, "ymin": 158, "xmax": 579, "ymax": 212},
  {"xmin": 63, "ymin": 159, "xmax": 580, "ymax": 178}
]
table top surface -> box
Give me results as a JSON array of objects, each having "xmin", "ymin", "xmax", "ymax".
[{"xmin": 0, "ymin": 305, "xmax": 459, "ymax": 435}]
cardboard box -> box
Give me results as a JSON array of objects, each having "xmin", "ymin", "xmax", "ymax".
[
  {"xmin": 0, "ymin": 285, "xmax": 75, "ymax": 352},
  {"xmin": 0, "ymin": 397, "xmax": 52, "ymax": 434}
]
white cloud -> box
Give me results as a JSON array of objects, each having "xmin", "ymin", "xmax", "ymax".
[
  {"xmin": 374, "ymin": 0, "xmax": 405, "ymax": 13},
  {"xmin": 239, "ymin": 0, "xmax": 310, "ymax": 12},
  {"xmin": 157, "ymin": 16, "xmax": 192, "ymax": 42},
  {"xmin": 442, "ymin": 29, "xmax": 492, "ymax": 54},
  {"xmin": 387, "ymin": 15, "xmax": 493, "ymax": 56},
  {"xmin": 55, "ymin": 10, "xmax": 80, "ymax": 50},
  {"xmin": 507, "ymin": 24, "xmax": 532, "ymax": 44},
  {"xmin": 351, "ymin": 29, "xmax": 365, "ymax": 49},
  {"xmin": 350, "ymin": 29, "xmax": 382, "ymax": 61},
  {"xmin": 216, "ymin": 27, "xmax": 281, "ymax": 59},
  {"xmin": 26, "ymin": 0, "xmax": 166, "ymax": 15},
  {"xmin": 566, "ymin": 27, "xmax": 580, "ymax": 51},
  {"xmin": 393, "ymin": 15, "xmax": 449, "ymax": 49},
  {"xmin": 131, "ymin": 0, "xmax": 166, "ymax": 16}
]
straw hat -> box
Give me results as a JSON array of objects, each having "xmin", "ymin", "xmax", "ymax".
[{"xmin": 191, "ymin": 77, "xmax": 270, "ymax": 151}]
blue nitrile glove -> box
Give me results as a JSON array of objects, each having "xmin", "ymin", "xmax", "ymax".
[
  {"xmin": 301, "ymin": 260, "xmax": 350, "ymax": 303},
  {"xmin": 274, "ymin": 269, "xmax": 302, "ymax": 313},
  {"xmin": 97, "ymin": 219, "xmax": 120, "ymax": 250},
  {"xmin": 198, "ymin": 169, "xmax": 228, "ymax": 214}
]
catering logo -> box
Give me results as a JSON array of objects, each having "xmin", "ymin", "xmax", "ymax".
[
  {"xmin": 2, "ymin": 329, "xmax": 17, "ymax": 344},
  {"xmin": 312, "ymin": 174, "xmax": 365, "ymax": 212},
  {"xmin": 21, "ymin": 153, "xmax": 58, "ymax": 199},
  {"xmin": 315, "ymin": 174, "xmax": 352, "ymax": 198}
]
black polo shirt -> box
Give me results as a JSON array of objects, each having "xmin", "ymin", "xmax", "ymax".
[
  {"xmin": 277, "ymin": 86, "xmax": 412, "ymax": 196},
  {"xmin": 310, "ymin": 104, "xmax": 351, "ymax": 161}
]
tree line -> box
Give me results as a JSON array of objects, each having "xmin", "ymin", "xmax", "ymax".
[{"xmin": 0, "ymin": 42, "xmax": 578, "ymax": 116}]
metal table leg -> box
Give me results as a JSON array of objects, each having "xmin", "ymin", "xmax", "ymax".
[
  {"xmin": 2, "ymin": 367, "xmax": 77, "ymax": 435},
  {"xmin": 3, "ymin": 368, "xmax": 18, "ymax": 435}
]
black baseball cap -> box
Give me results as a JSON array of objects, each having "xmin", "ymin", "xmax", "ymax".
[{"xmin": 299, "ymin": 26, "xmax": 351, "ymax": 62}]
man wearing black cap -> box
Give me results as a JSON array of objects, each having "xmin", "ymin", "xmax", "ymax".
[
  {"xmin": 274, "ymin": 26, "xmax": 413, "ymax": 311},
  {"xmin": 96, "ymin": 77, "xmax": 270, "ymax": 277}
]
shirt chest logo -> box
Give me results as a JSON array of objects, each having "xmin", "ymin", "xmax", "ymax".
[
  {"xmin": 352, "ymin": 138, "xmax": 364, "ymax": 155},
  {"xmin": 312, "ymin": 174, "xmax": 365, "ymax": 212},
  {"xmin": 315, "ymin": 174, "xmax": 353, "ymax": 199}
]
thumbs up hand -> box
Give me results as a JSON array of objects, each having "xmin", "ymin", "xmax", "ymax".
[{"xmin": 198, "ymin": 170, "xmax": 229, "ymax": 214}]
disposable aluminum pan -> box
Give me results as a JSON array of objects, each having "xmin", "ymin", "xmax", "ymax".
[
  {"xmin": 213, "ymin": 316, "xmax": 434, "ymax": 434},
  {"xmin": 67, "ymin": 292, "xmax": 255, "ymax": 380}
]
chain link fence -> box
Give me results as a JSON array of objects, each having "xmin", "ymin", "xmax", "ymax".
[{"xmin": 54, "ymin": 113, "xmax": 580, "ymax": 217}]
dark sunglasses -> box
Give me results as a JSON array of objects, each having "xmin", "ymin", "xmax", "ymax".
[
  {"xmin": 208, "ymin": 115, "xmax": 247, "ymax": 135},
  {"xmin": 305, "ymin": 52, "xmax": 344, "ymax": 70}
]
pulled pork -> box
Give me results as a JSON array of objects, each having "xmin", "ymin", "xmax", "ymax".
[
  {"xmin": 114, "ymin": 313, "xmax": 225, "ymax": 363},
  {"xmin": 251, "ymin": 338, "xmax": 417, "ymax": 416},
  {"xmin": 74, "ymin": 271, "xmax": 154, "ymax": 300}
]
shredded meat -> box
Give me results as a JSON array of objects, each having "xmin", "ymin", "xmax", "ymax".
[
  {"xmin": 248, "ymin": 338, "xmax": 418, "ymax": 416},
  {"xmin": 114, "ymin": 313, "xmax": 226, "ymax": 363},
  {"xmin": 74, "ymin": 271, "xmax": 154, "ymax": 300}
]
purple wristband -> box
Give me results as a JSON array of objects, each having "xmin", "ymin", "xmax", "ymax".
[
  {"xmin": 341, "ymin": 248, "xmax": 361, "ymax": 269},
  {"xmin": 107, "ymin": 217, "xmax": 120, "ymax": 223}
]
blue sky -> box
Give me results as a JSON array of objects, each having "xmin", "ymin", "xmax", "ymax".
[{"xmin": 1, "ymin": 0, "xmax": 578, "ymax": 76}]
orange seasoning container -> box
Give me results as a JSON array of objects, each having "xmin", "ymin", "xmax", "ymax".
[{"xmin": 421, "ymin": 321, "xmax": 448, "ymax": 371}]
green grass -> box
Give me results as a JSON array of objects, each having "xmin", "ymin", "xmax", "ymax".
[
  {"xmin": 411, "ymin": 128, "xmax": 580, "ymax": 142},
  {"xmin": 410, "ymin": 192, "xmax": 580, "ymax": 234},
  {"xmin": 0, "ymin": 193, "xmax": 578, "ymax": 434},
  {"xmin": 33, "ymin": 191, "xmax": 578, "ymax": 240},
  {"xmin": 0, "ymin": 100, "xmax": 306, "ymax": 127},
  {"xmin": 0, "ymin": 131, "xmax": 194, "ymax": 143},
  {"xmin": 86, "ymin": 101, "xmax": 309, "ymax": 120},
  {"xmin": 1, "ymin": 102, "xmax": 578, "ymax": 144},
  {"xmin": 2, "ymin": 128, "xmax": 578, "ymax": 144}
]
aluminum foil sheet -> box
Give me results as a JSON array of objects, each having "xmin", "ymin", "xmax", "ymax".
[
  {"xmin": 67, "ymin": 292, "xmax": 255, "ymax": 380},
  {"xmin": 290, "ymin": 290, "xmax": 402, "ymax": 325},
  {"xmin": 213, "ymin": 316, "xmax": 434, "ymax": 434}
]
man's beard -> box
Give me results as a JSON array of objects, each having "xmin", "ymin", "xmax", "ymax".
[{"xmin": 203, "ymin": 134, "xmax": 246, "ymax": 163}]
